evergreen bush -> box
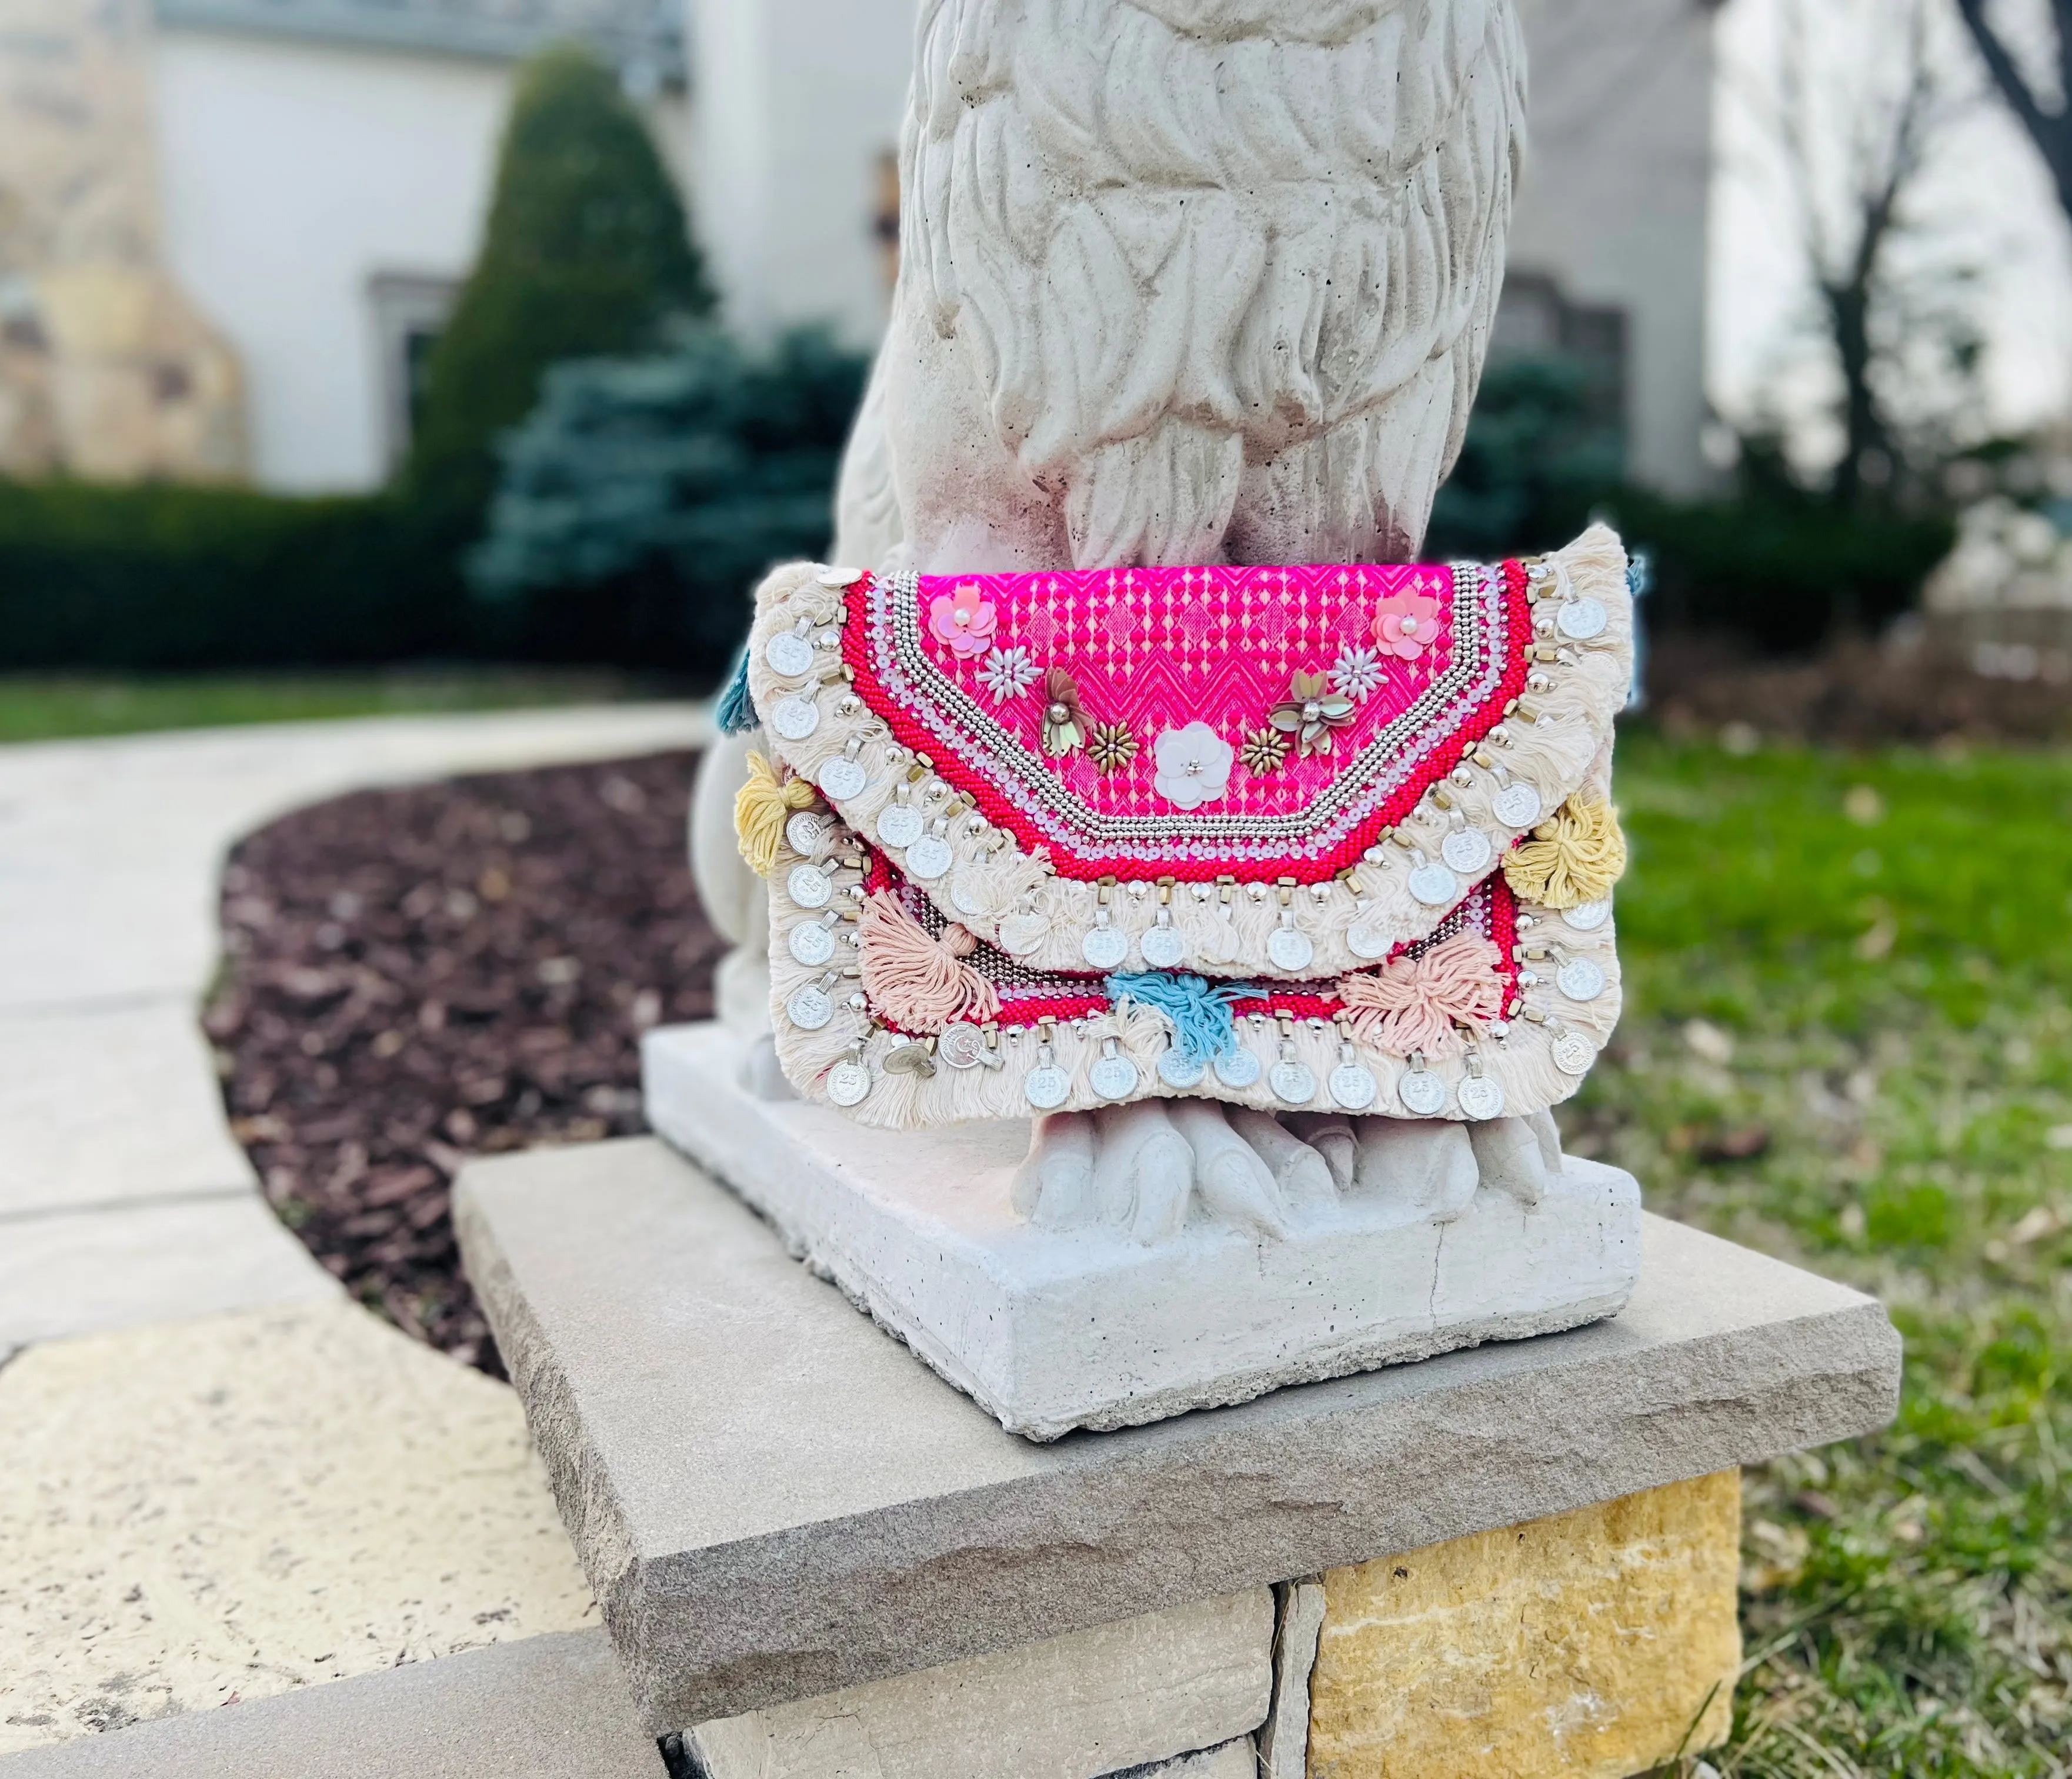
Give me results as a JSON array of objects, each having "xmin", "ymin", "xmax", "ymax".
[{"xmin": 468, "ymin": 326, "xmax": 870, "ymax": 672}]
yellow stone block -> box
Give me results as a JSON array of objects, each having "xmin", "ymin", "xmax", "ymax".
[{"xmin": 1307, "ymin": 1470, "xmax": 1741, "ymax": 1779}]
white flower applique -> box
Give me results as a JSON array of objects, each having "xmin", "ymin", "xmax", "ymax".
[
  {"xmin": 979, "ymin": 645, "xmax": 1041, "ymax": 703},
  {"xmin": 1152, "ymin": 723, "xmax": 1234, "ymax": 811},
  {"xmin": 1330, "ymin": 645, "xmax": 1384, "ymax": 702}
]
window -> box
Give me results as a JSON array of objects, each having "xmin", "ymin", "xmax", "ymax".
[{"xmin": 368, "ymin": 272, "xmax": 460, "ymax": 472}]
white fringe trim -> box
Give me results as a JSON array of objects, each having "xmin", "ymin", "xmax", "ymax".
[
  {"xmin": 744, "ymin": 525, "xmax": 1633, "ymax": 981},
  {"xmin": 765, "ymin": 822, "xmax": 1624, "ymax": 1130}
]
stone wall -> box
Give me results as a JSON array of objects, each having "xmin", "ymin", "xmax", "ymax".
[{"xmin": 0, "ymin": 0, "xmax": 246, "ymax": 481}]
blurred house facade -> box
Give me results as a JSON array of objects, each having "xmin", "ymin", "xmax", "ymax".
[
  {"xmin": 0, "ymin": 0, "xmax": 248, "ymax": 482},
  {"xmin": 0, "ymin": 0, "xmax": 686, "ymax": 491},
  {"xmin": 692, "ymin": 0, "xmax": 1723, "ymax": 500},
  {"xmin": 0, "ymin": 0, "xmax": 1717, "ymax": 497}
]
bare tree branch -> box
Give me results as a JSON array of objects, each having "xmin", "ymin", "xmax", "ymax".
[
  {"xmin": 1953, "ymin": 0, "xmax": 2072, "ymax": 219},
  {"xmin": 1759, "ymin": 0, "xmax": 1980, "ymax": 506}
]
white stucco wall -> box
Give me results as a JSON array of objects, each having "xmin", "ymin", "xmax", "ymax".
[
  {"xmin": 1509, "ymin": 0, "xmax": 1717, "ymax": 497},
  {"xmin": 153, "ymin": 27, "xmax": 690, "ymax": 493},
  {"xmin": 689, "ymin": 0, "xmax": 913, "ymax": 349}
]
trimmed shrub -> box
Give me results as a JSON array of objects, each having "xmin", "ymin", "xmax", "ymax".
[
  {"xmin": 1428, "ymin": 355, "xmax": 1954, "ymax": 655},
  {"xmin": 1609, "ymin": 488, "xmax": 1954, "ymax": 655},
  {"xmin": 406, "ymin": 44, "xmax": 711, "ymax": 533},
  {"xmin": 468, "ymin": 327, "xmax": 870, "ymax": 671},
  {"xmin": 0, "ymin": 481, "xmax": 461, "ymax": 670}
]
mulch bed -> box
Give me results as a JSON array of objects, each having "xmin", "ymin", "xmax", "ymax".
[{"xmin": 205, "ymin": 751, "xmax": 722, "ymax": 1375}]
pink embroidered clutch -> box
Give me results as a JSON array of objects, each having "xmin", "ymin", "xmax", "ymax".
[{"xmin": 734, "ymin": 524, "xmax": 1633, "ymax": 1128}]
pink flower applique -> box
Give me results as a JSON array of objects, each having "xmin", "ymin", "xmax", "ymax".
[
  {"xmin": 1373, "ymin": 587, "xmax": 1445, "ymax": 660},
  {"xmin": 929, "ymin": 585, "xmax": 998, "ymax": 658}
]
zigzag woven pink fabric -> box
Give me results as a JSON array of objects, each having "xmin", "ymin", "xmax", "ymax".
[{"xmin": 844, "ymin": 560, "xmax": 1529, "ymax": 882}]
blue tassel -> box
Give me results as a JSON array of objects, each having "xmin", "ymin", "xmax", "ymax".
[
  {"xmin": 715, "ymin": 644, "xmax": 758, "ymax": 735},
  {"xmin": 1106, "ymin": 972, "xmax": 1259, "ymax": 1064}
]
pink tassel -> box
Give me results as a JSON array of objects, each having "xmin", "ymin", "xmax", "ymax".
[
  {"xmin": 859, "ymin": 891, "xmax": 1001, "ymax": 1032},
  {"xmin": 1338, "ymin": 932, "xmax": 1504, "ymax": 1057}
]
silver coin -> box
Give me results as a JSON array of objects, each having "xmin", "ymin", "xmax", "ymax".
[
  {"xmin": 827, "ymin": 1060, "xmax": 872, "ymax": 1107},
  {"xmin": 785, "ymin": 809, "xmax": 830, "ymax": 855},
  {"xmin": 1346, "ymin": 922, "xmax": 1393, "ymax": 961},
  {"xmin": 1267, "ymin": 926, "xmax": 1315, "ymax": 972},
  {"xmin": 789, "ymin": 922, "xmax": 836, "ymax": 967},
  {"xmin": 1024, "ymin": 1065, "xmax": 1070, "ymax": 1111},
  {"xmin": 1563, "ymin": 898, "xmax": 1611, "ymax": 932},
  {"xmin": 770, "ymin": 695, "xmax": 820, "ymax": 741},
  {"xmin": 997, "ymin": 913, "xmax": 1047, "ymax": 956},
  {"xmin": 818, "ymin": 756, "xmax": 868, "ymax": 801},
  {"xmin": 1442, "ymin": 828, "xmax": 1494, "ymax": 875},
  {"xmin": 765, "ymin": 631, "xmax": 815, "ymax": 677},
  {"xmin": 1270, "ymin": 1060, "xmax": 1317, "ymax": 1104},
  {"xmin": 1090, "ymin": 1054, "xmax": 1140, "ymax": 1101},
  {"xmin": 950, "ymin": 875, "xmax": 986, "ymax": 918},
  {"xmin": 1557, "ymin": 596, "xmax": 1609, "ymax": 641},
  {"xmin": 905, "ymin": 834, "xmax": 953, "ymax": 880},
  {"xmin": 937, "ymin": 1023, "xmax": 987, "ymax": 1070},
  {"xmin": 1329, "ymin": 1061, "xmax": 1379, "ymax": 1111},
  {"xmin": 786, "ymin": 985, "xmax": 835, "ymax": 1030},
  {"xmin": 1139, "ymin": 925, "xmax": 1186, "ymax": 970},
  {"xmin": 1409, "ymin": 861, "xmax": 1460, "ymax": 907},
  {"xmin": 882, "ymin": 1042, "xmax": 937, "ymax": 1078},
  {"xmin": 1493, "ymin": 782, "xmax": 1543, "ymax": 828},
  {"xmin": 1397, "ymin": 1068, "xmax": 1447, "ymax": 1116},
  {"xmin": 1557, "ymin": 957, "xmax": 1608, "ymax": 1002},
  {"xmin": 1457, "ymin": 1074, "xmax": 1506, "ymax": 1121},
  {"xmin": 817, "ymin": 565, "xmax": 865, "ymax": 589},
  {"xmin": 1213, "ymin": 1047, "xmax": 1262, "ymax": 1089},
  {"xmin": 876, "ymin": 804, "xmax": 925, "ymax": 848},
  {"xmin": 1082, "ymin": 925, "xmax": 1129, "ymax": 970},
  {"xmin": 1553, "ymin": 1030, "xmax": 1596, "ymax": 1075},
  {"xmin": 786, "ymin": 864, "xmax": 833, "ymax": 910},
  {"xmin": 1158, "ymin": 1048, "xmax": 1206, "ymax": 1088}
]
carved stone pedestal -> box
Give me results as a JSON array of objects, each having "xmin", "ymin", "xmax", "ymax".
[{"xmin": 641, "ymin": 1022, "xmax": 1643, "ymax": 1441}]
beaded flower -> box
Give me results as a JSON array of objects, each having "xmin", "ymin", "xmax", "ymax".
[
  {"xmin": 1087, "ymin": 721, "xmax": 1139, "ymax": 774},
  {"xmin": 928, "ymin": 586, "xmax": 998, "ymax": 658},
  {"xmin": 1240, "ymin": 727, "xmax": 1289, "ymax": 775},
  {"xmin": 1039, "ymin": 667, "xmax": 1087, "ymax": 757},
  {"xmin": 979, "ymin": 645, "xmax": 1040, "ymax": 702},
  {"xmin": 1330, "ymin": 645, "xmax": 1385, "ymax": 702},
  {"xmin": 1269, "ymin": 670, "xmax": 1357, "ymax": 757},
  {"xmin": 1373, "ymin": 588, "xmax": 1444, "ymax": 660}
]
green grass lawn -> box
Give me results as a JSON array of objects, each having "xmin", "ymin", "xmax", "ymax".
[
  {"xmin": 0, "ymin": 670, "xmax": 668, "ymax": 745},
  {"xmin": 1589, "ymin": 734, "xmax": 2071, "ymax": 1777}
]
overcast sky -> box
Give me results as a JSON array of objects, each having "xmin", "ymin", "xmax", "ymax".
[{"xmin": 1708, "ymin": 0, "xmax": 2072, "ymax": 453}]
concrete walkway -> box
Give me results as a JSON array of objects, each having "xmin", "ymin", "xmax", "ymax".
[
  {"xmin": 0, "ymin": 705, "xmax": 708, "ymax": 1347},
  {"xmin": 0, "ymin": 705, "xmax": 707, "ymax": 1757}
]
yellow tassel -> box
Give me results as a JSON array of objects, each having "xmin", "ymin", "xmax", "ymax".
[
  {"xmin": 1503, "ymin": 794, "xmax": 1627, "ymax": 909},
  {"xmin": 735, "ymin": 751, "xmax": 817, "ymax": 877}
]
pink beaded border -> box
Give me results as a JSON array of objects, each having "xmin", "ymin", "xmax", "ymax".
[{"xmin": 841, "ymin": 562, "xmax": 1533, "ymax": 884}]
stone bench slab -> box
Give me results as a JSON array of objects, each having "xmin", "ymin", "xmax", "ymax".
[{"xmin": 454, "ymin": 1137, "xmax": 1901, "ymax": 1735}]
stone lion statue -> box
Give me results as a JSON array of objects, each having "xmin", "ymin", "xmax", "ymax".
[{"xmin": 693, "ymin": 0, "xmax": 1552, "ymax": 1238}]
